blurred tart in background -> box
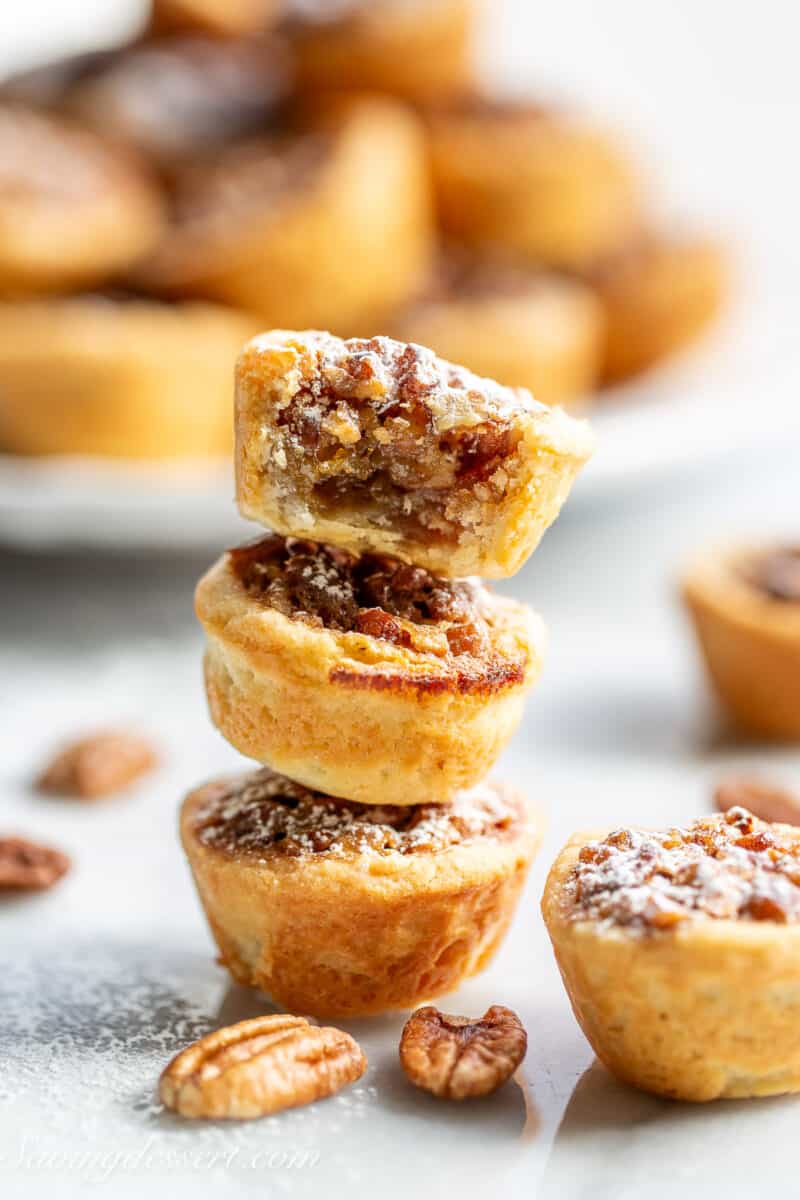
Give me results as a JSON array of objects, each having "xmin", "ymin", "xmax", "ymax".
[
  {"xmin": 391, "ymin": 251, "xmax": 603, "ymax": 408},
  {"xmin": 683, "ymin": 544, "xmax": 800, "ymax": 741},
  {"xmin": 428, "ymin": 97, "xmax": 640, "ymax": 271},
  {"xmin": 148, "ymin": 0, "xmax": 281, "ymax": 38},
  {"xmin": 0, "ymin": 295, "xmax": 256, "ymax": 458},
  {"xmin": 135, "ymin": 96, "xmax": 434, "ymax": 334},
  {"xmin": 0, "ymin": 105, "xmax": 164, "ymax": 296},
  {"xmin": 591, "ymin": 233, "xmax": 727, "ymax": 384},
  {"xmin": 288, "ymin": 0, "xmax": 476, "ymax": 105},
  {"xmin": 1, "ymin": 35, "xmax": 293, "ymax": 178}
]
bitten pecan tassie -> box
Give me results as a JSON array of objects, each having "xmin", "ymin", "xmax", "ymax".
[
  {"xmin": 235, "ymin": 331, "xmax": 593, "ymax": 578},
  {"xmin": 543, "ymin": 807, "xmax": 800, "ymax": 1101},
  {"xmin": 181, "ymin": 766, "xmax": 542, "ymax": 1016},
  {"xmin": 195, "ymin": 534, "xmax": 545, "ymax": 805}
]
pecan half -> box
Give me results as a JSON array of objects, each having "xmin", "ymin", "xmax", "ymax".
[
  {"xmin": 159, "ymin": 1014, "xmax": 366, "ymax": 1119},
  {"xmin": 37, "ymin": 731, "xmax": 158, "ymax": 799},
  {"xmin": 714, "ymin": 776, "xmax": 800, "ymax": 827},
  {"xmin": 399, "ymin": 1005, "xmax": 527, "ymax": 1100},
  {"xmin": 0, "ymin": 836, "xmax": 70, "ymax": 890}
]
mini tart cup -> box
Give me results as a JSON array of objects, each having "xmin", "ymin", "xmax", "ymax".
[
  {"xmin": 682, "ymin": 546, "xmax": 800, "ymax": 740},
  {"xmin": 181, "ymin": 777, "xmax": 542, "ymax": 1018},
  {"xmin": 195, "ymin": 549, "xmax": 545, "ymax": 806},
  {"xmin": 429, "ymin": 110, "xmax": 640, "ymax": 271},
  {"xmin": 0, "ymin": 297, "xmax": 258, "ymax": 458},
  {"xmin": 598, "ymin": 235, "xmax": 727, "ymax": 383},
  {"xmin": 543, "ymin": 831, "xmax": 800, "ymax": 1102},
  {"xmin": 291, "ymin": 0, "xmax": 476, "ymax": 105}
]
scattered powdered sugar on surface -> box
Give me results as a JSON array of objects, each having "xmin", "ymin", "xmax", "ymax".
[
  {"xmin": 195, "ymin": 768, "xmax": 520, "ymax": 859},
  {"xmin": 568, "ymin": 807, "xmax": 800, "ymax": 929}
]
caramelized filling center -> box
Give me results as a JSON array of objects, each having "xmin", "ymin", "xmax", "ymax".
[
  {"xmin": 746, "ymin": 547, "xmax": 800, "ymax": 603},
  {"xmin": 569, "ymin": 807, "xmax": 800, "ymax": 928},
  {"xmin": 229, "ymin": 534, "xmax": 491, "ymax": 655}
]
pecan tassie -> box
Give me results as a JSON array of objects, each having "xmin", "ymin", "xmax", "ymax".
[
  {"xmin": 715, "ymin": 777, "xmax": 800, "ymax": 828},
  {"xmin": 399, "ymin": 1005, "xmax": 527, "ymax": 1099},
  {"xmin": 0, "ymin": 836, "xmax": 70, "ymax": 891},
  {"xmin": 37, "ymin": 731, "xmax": 158, "ymax": 800},
  {"xmin": 159, "ymin": 1014, "xmax": 366, "ymax": 1119},
  {"xmin": 229, "ymin": 534, "xmax": 491, "ymax": 656}
]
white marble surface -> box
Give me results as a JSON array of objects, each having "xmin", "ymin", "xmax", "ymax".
[{"xmin": 2, "ymin": 450, "xmax": 799, "ymax": 1199}]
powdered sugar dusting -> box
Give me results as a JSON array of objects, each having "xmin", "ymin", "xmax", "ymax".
[
  {"xmin": 568, "ymin": 807, "xmax": 800, "ymax": 929},
  {"xmin": 194, "ymin": 767, "xmax": 522, "ymax": 859}
]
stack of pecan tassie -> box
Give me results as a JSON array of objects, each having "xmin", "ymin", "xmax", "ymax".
[{"xmin": 182, "ymin": 329, "xmax": 593, "ymax": 1019}]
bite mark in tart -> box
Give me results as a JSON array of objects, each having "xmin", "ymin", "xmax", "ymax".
[
  {"xmin": 391, "ymin": 253, "xmax": 604, "ymax": 409},
  {"xmin": 181, "ymin": 766, "xmax": 542, "ymax": 1017},
  {"xmin": 135, "ymin": 96, "xmax": 434, "ymax": 334},
  {"xmin": 590, "ymin": 233, "xmax": 727, "ymax": 384},
  {"xmin": 0, "ymin": 295, "xmax": 258, "ymax": 458},
  {"xmin": 543, "ymin": 807, "xmax": 800, "ymax": 1101},
  {"xmin": 195, "ymin": 534, "xmax": 545, "ymax": 805},
  {"xmin": 428, "ymin": 96, "xmax": 640, "ymax": 271},
  {"xmin": 0, "ymin": 105, "xmax": 163, "ymax": 296},
  {"xmin": 682, "ymin": 544, "xmax": 800, "ymax": 741},
  {"xmin": 235, "ymin": 331, "xmax": 593, "ymax": 579},
  {"xmin": 287, "ymin": 0, "xmax": 476, "ymax": 105}
]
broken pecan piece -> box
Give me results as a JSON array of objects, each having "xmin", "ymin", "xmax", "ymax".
[
  {"xmin": 0, "ymin": 836, "xmax": 70, "ymax": 890},
  {"xmin": 399, "ymin": 1004, "xmax": 527, "ymax": 1100},
  {"xmin": 714, "ymin": 777, "xmax": 800, "ymax": 827},
  {"xmin": 37, "ymin": 731, "xmax": 158, "ymax": 799},
  {"xmin": 159, "ymin": 1014, "xmax": 366, "ymax": 1119}
]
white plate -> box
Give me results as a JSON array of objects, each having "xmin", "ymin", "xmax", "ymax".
[{"xmin": 1, "ymin": 260, "xmax": 798, "ymax": 553}]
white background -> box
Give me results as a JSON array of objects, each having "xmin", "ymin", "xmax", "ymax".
[{"xmin": 1, "ymin": 4, "xmax": 800, "ymax": 1198}]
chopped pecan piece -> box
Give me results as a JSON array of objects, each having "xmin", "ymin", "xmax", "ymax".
[
  {"xmin": 0, "ymin": 836, "xmax": 70, "ymax": 890},
  {"xmin": 399, "ymin": 1004, "xmax": 527, "ymax": 1100},
  {"xmin": 37, "ymin": 731, "xmax": 158, "ymax": 799},
  {"xmin": 159, "ymin": 1014, "xmax": 366, "ymax": 1119}
]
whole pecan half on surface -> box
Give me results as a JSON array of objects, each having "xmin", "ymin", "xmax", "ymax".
[
  {"xmin": 159, "ymin": 1014, "xmax": 367, "ymax": 1119},
  {"xmin": 399, "ymin": 1004, "xmax": 527, "ymax": 1100}
]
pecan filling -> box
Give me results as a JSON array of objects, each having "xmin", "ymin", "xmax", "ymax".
[
  {"xmin": 745, "ymin": 548, "xmax": 800, "ymax": 603},
  {"xmin": 195, "ymin": 767, "xmax": 521, "ymax": 858},
  {"xmin": 269, "ymin": 337, "xmax": 529, "ymax": 546},
  {"xmin": 569, "ymin": 807, "xmax": 800, "ymax": 928},
  {"xmin": 0, "ymin": 106, "xmax": 109, "ymax": 202},
  {"xmin": 229, "ymin": 534, "xmax": 491, "ymax": 655}
]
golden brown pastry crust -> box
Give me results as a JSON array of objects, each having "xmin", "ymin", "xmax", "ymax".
[
  {"xmin": 135, "ymin": 96, "xmax": 434, "ymax": 334},
  {"xmin": 195, "ymin": 537, "xmax": 545, "ymax": 805},
  {"xmin": 148, "ymin": 0, "xmax": 280, "ymax": 37},
  {"xmin": 0, "ymin": 105, "xmax": 164, "ymax": 296},
  {"xmin": 0, "ymin": 296, "xmax": 257, "ymax": 458},
  {"xmin": 289, "ymin": 0, "xmax": 476, "ymax": 104},
  {"xmin": 543, "ymin": 809, "xmax": 800, "ymax": 1101},
  {"xmin": 594, "ymin": 234, "xmax": 727, "ymax": 383},
  {"xmin": 181, "ymin": 768, "xmax": 542, "ymax": 1016},
  {"xmin": 682, "ymin": 545, "xmax": 800, "ymax": 741},
  {"xmin": 392, "ymin": 265, "xmax": 603, "ymax": 408},
  {"xmin": 235, "ymin": 331, "xmax": 593, "ymax": 579},
  {"xmin": 429, "ymin": 100, "xmax": 639, "ymax": 270}
]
